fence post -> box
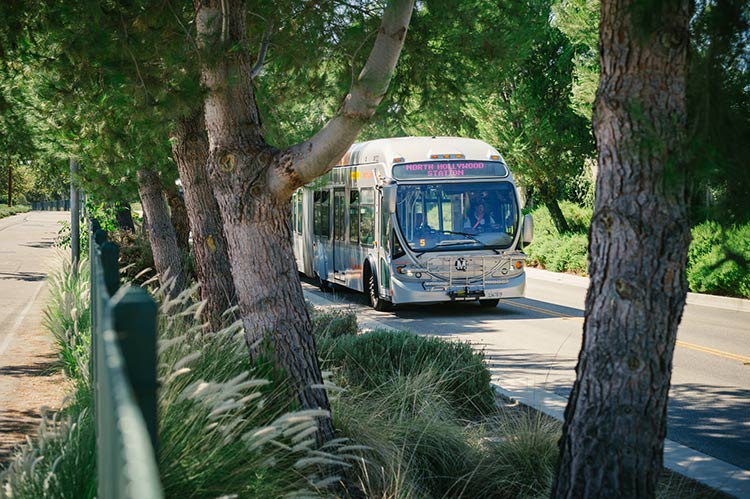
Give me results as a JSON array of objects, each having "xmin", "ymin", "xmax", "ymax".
[
  {"xmin": 111, "ymin": 286, "xmax": 159, "ymax": 456},
  {"xmin": 70, "ymin": 160, "xmax": 80, "ymax": 270},
  {"xmin": 100, "ymin": 241, "xmax": 120, "ymax": 297}
]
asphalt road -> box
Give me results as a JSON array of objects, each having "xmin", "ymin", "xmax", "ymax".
[{"xmin": 302, "ymin": 267, "xmax": 750, "ymax": 472}]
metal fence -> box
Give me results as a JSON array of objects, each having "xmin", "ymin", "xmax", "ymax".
[
  {"xmin": 31, "ymin": 199, "xmax": 72, "ymax": 211},
  {"xmin": 90, "ymin": 222, "xmax": 163, "ymax": 498}
]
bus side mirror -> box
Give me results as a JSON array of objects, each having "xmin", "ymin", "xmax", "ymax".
[
  {"xmin": 523, "ymin": 214, "xmax": 533, "ymax": 245},
  {"xmin": 383, "ymin": 185, "xmax": 397, "ymax": 214}
]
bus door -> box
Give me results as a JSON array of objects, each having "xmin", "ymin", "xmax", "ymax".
[
  {"xmin": 332, "ymin": 188, "xmax": 347, "ymax": 281},
  {"xmin": 377, "ymin": 191, "xmax": 392, "ymax": 299}
]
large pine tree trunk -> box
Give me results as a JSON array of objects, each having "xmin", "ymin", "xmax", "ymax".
[
  {"xmin": 172, "ymin": 110, "xmax": 237, "ymax": 330},
  {"xmin": 539, "ymin": 183, "xmax": 571, "ymax": 234},
  {"xmin": 164, "ymin": 181, "xmax": 191, "ymax": 252},
  {"xmin": 551, "ymin": 1, "xmax": 691, "ymax": 498},
  {"xmin": 195, "ymin": 0, "xmax": 414, "ymax": 445},
  {"xmin": 114, "ymin": 202, "xmax": 135, "ymax": 232},
  {"xmin": 137, "ymin": 169, "xmax": 186, "ymax": 296}
]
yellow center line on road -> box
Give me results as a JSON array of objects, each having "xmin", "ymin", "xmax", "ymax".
[
  {"xmin": 504, "ymin": 300, "xmax": 584, "ymax": 320},
  {"xmin": 504, "ymin": 300, "xmax": 750, "ymax": 365},
  {"xmin": 676, "ymin": 340, "xmax": 750, "ymax": 365}
]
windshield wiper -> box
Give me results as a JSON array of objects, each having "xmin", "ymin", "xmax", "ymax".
[{"xmin": 438, "ymin": 230, "xmax": 500, "ymax": 254}]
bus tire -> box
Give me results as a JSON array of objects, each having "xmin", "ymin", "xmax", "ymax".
[
  {"xmin": 317, "ymin": 274, "xmax": 332, "ymax": 292},
  {"xmin": 366, "ymin": 266, "xmax": 391, "ymax": 311},
  {"xmin": 479, "ymin": 298, "xmax": 500, "ymax": 308}
]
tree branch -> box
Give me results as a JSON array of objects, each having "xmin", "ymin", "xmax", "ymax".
[
  {"xmin": 249, "ymin": 20, "xmax": 274, "ymax": 81},
  {"xmin": 269, "ymin": 0, "xmax": 415, "ymax": 198}
]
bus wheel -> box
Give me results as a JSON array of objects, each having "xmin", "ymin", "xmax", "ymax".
[
  {"xmin": 479, "ymin": 298, "xmax": 500, "ymax": 308},
  {"xmin": 317, "ymin": 275, "xmax": 332, "ymax": 292},
  {"xmin": 367, "ymin": 268, "xmax": 392, "ymax": 311}
]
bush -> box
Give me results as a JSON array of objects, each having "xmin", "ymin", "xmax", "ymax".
[
  {"xmin": 525, "ymin": 201, "xmax": 590, "ymax": 275},
  {"xmin": 687, "ymin": 222, "xmax": 750, "ymax": 298},
  {"xmin": 319, "ymin": 329, "xmax": 495, "ymax": 418},
  {"xmin": 0, "ymin": 203, "xmax": 31, "ymax": 219},
  {"xmin": 311, "ymin": 307, "xmax": 358, "ymax": 339}
]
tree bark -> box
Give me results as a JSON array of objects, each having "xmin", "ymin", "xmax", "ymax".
[
  {"xmin": 115, "ymin": 201, "xmax": 135, "ymax": 232},
  {"xmin": 551, "ymin": 1, "xmax": 691, "ymax": 498},
  {"xmin": 171, "ymin": 109, "xmax": 236, "ymax": 330},
  {"xmin": 164, "ymin": 181, "xmax": 191, "ymax": 252},
  {"xmin": 137, "ymin": 169, "xmax": 186, "ymax": 296},
  {"xmin": 195, "ymin": 0, "xmax": 414, "ymax": 445},
  {"xmin": 539, "ymin": 182, "xmax": 571, "ymax": 234},
  {"xmin": 7, "ymin": 162, "xmax": 12, "ymax": 207}
]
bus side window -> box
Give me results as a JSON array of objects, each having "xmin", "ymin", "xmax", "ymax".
[
  {"xmin": 349, "ymin": 190, "xmax": 360, "ymax": 244},
  {"xmin": 360, "ymin": 188, "xmax": 375, "ymax": 246},
  {"xmin": 320, "ymin": 190, "xmax": 331, "ymax": 238},
  {"xmin": 313, "ymin": 190, "xmax": 331, "ymax": 238},
  {"xmin": 295, "ymin": 192, "xmax": 303, "ymax": 234}
]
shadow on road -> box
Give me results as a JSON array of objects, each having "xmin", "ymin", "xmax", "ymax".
[
  {"xmin": 0, "ymin": 271, "xmax": 47, "ymax": 282},
  {"xmin": 667, "ymin": 383, "xmax": 750, "ymax": 470}
]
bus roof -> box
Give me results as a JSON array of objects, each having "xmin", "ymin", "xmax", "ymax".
[{"xmin": 336, "ymin": 136, "xmax": 505, "ymax": 168}]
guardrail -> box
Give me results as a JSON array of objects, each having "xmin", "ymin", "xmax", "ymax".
[{"xmin": 90, "ymin": 221, "xmax": 163, "ymax": 498}]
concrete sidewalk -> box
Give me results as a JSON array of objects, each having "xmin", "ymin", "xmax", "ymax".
[{"xmin": 0, "ymin": 211, "xmax": 70, "ymax": 464}]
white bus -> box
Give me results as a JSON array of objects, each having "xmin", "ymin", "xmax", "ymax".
[{"xmin": 292, "ymin": 136, "xmax": 533, "ymax": 310}]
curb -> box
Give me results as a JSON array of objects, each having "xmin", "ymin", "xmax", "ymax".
[
  {"xmin": 304, "ymin": 285, "xmax": 750, "ymax": 499},
  {"xmin": 492, "ymin": 384, "xmax": 750, "ymax": 499},
  {"xmin": 526, "ymin": 267, "xmax": 750, "ymax": 313}
]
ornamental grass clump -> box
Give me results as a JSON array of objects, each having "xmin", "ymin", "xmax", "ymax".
[
  {"xmin": 318, "ymin": 329, "xmax": 494, "ymax": 418},
  {"xmin": 42, "ymin": 255, "xmax": 91, "ymax": 382},
  {"xmin": 3, "ymin": 255, "xmax": 357, "ymax": 499},
  {"xmin": 152, "ymin": 282, "xmax": 357, "ymax": 498},
  {"xmin": 0, "ymin": 402, "xmax": 96, "ymax": 499}
]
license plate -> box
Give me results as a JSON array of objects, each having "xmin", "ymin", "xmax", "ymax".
[{"xmin": 484, "ymin": 289, "xmax": 503, "ymax": 298}]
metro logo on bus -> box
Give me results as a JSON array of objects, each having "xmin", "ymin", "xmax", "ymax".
[{"xmin": 392, "ymin": 160, "xmax": 509, "ymax": 180}]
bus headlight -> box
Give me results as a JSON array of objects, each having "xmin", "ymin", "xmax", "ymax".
[{"xmin": 396, "ymin": 265, "xmax": 427, "ymax": 278}]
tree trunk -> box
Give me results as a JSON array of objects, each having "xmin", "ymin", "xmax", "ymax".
[
  {"xmin": 137, "ymin": 169, "xmax": 186, "ymax": 296},
  {"xmin": 171, "ymin": 109, "xmax": 236, "ymax": 330},
  {"xmin": 539, "ymin": 183, "xmax": 571, "ymax": 234},
  {"xmin": 7, "ymin": 162, "xmax": 11, "ymax": 207},
  {"xmin": 115, "ymin": 202, "xmax": 135, "ymax": 232},
  {"xmin": 195, "ymin": 0, "xmax": 414, "ymax": 445},
  {"xmin": 551, "ymin": 2, "xmax": 691, "ymax": 498},
  {"xmin": 164, "ymin": 181, "xmax": 191, "ymax": 252}
]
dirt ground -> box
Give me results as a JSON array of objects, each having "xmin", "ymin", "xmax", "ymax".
[{"xmin": 0, "ymin": 294, "xmax": 69, "ymax": 465}]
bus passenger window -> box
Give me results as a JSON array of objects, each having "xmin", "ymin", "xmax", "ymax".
[
  {"xmin": 349, "ymin": 191, "xmax": 360, "ymax": 244},
  {"xmin": 314, "ymin": 190, "xmax": 331, "ymax": 238},
  {"xmin": 360, "ymin": 188, "xmax": 375, "ymax": 245}
]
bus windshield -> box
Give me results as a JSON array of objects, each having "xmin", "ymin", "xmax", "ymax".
[{"xmin": 396, "ymin": 182, "xmax": 519, "ymax": 252}]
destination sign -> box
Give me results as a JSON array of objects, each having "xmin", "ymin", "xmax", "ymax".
[{"xmin": 392, "ymin": 161, "xmax": 509, "ymax": 180}]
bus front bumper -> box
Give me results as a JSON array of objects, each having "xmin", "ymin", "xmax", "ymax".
[{"xmin": 389, "ymin": 272, "xmax": 526, "ymax": 305}]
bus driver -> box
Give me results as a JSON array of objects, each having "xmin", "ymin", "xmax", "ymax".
[{"xmin": 464, "ymin": 202, "xmax": 495, "ymax": 232}]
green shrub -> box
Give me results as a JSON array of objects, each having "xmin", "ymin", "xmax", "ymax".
[
  {"xmin": 311, "ymin": 307, "xmax": 358, "ymax": 339},
  {"xmin": 319, "ymin": 329, "xmax": 494, "ymax": 418},
  {"xmin": 0, "ymin": 203, "xmax": 31, "ymax": 219},
  {"xmin": 687, "ymin": 222, "xmax": 750, "ymax": 298},
  {"xmin": 525, "ymin": 202, "xmax": 590, "ymax": 275}
]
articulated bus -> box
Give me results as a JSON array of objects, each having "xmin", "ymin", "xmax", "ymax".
[{"xmin": 292, "ymin": 136, "xmax": 533, "ymax": 310}]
